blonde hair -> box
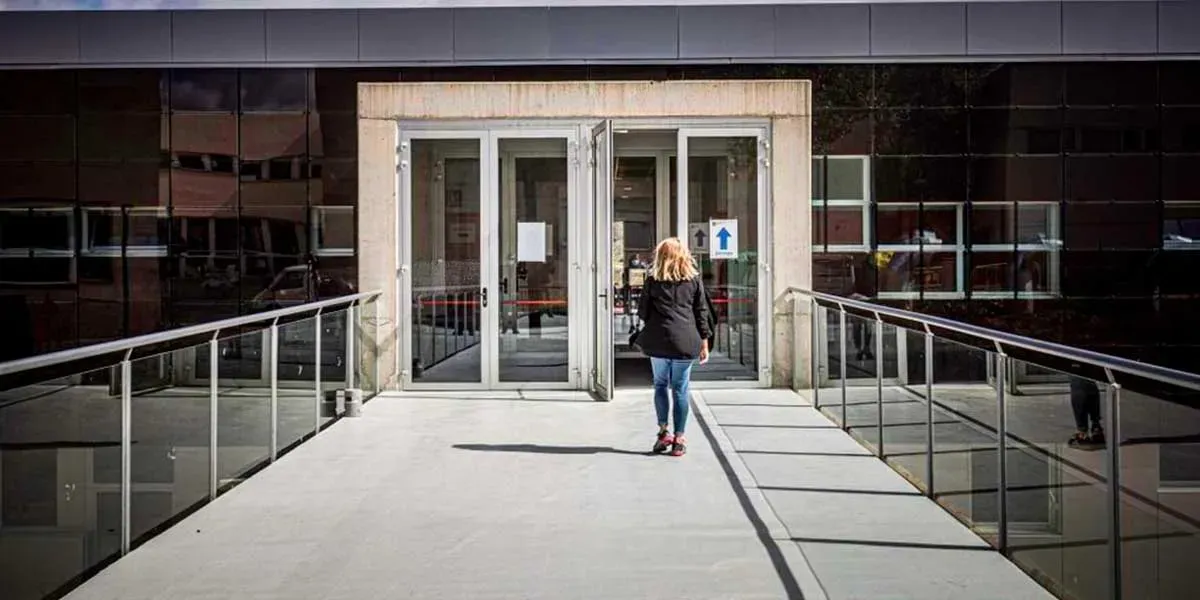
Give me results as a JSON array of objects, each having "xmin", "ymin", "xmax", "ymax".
[{"xmin": 650, "ymin": 237, "xmax": 699, "ymax": 282}]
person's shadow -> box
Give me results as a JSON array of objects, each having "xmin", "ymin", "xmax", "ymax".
[{"xmin": 453, "ymin": 443, "xmax": 652, "ymax": 456}]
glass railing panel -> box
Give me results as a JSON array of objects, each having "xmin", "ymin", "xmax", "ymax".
[
  {"xmin": 881, "ymin": 326, "xmax": 932, "ymax": 490},
  {"xmin": 1118, "ymin": 386, "xmax": 1200, "ymax": 600},
  {"xmin": 357, "ymin": 298, "xmax": 379, "ymax": 397},
  {"xmin": 813, "ymin": 305, "xmax": 842, "ymax": 420},
  {"xmin": 1002, "ymin": 360, "xmax": 1111, "ymax": 600},
  {"xmin": 928, "ymin": 336, "xmax": 1000, "ymax": 546},
  {"xmin": 214, "ymin": 329, "xmax": 271, "ymax": 490},
  {"xmin": 277, "ymin": 317, "xmax": 317, "ymax": 456},
  {"xmin": 0, "ymin": 366, "xmax": 122, "ymax": 600},
  {"xmin": 319, "ymin": 310, "xmax": 348, "ymax": 429},
  {"xmin": 128, "ymin": 345, "xmax": 211, "ymax": 550},
  {"xmin": 840, "ymin": 315, "xmax": 901, "ymax": 453}
]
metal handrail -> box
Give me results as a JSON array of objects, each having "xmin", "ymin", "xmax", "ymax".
[
  {"xmin": 788, "ymin": 287, "xmax": 1200, "ymax": 393},
  {"xmin": 0, "ymin": 291, "xmax": 382, "ymax": 379}
]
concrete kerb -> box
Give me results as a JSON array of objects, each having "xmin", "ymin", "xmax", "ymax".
[{"xmin": 691, "ymin": 390, "xmax": 830, "ymax": 600}]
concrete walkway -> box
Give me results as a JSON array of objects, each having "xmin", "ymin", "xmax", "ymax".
[{"xmin": 64, "ymin": 389, "xmax": 1051, "ymax": 600}]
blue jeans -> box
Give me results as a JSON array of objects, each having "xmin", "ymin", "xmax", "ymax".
[{"xmin": 650, "ymin": 357, "xmax": 695, "ymax": 435}]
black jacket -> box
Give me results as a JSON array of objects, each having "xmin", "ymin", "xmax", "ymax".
[{"xmin": 636, "ymin": 276, "xmax": 713, "ymax": 360}]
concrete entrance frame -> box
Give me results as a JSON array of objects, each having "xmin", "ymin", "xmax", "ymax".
[{"xmin": 357, "ymin": 80, "xmax": 812, "ymax": 391}]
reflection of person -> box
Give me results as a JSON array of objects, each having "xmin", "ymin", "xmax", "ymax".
[
  {"xmin": 1068, "ymin": 376, "xmax": 1106, "ymax": 450},
  {"xmin": 636, "ymin": 238, "xmax": 712, "ymax": 458},
  {"xmin": 846, "ymin": 253, "xmax": 879, "ymax": 361}
]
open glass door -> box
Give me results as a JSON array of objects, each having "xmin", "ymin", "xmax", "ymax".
[
  {"xmin": 400, "ymin": 133, "xmax": 490, "ymax": 387},
  {"xmin": 591, "ymin": 120, "xmax": 614, "ymax": 400}
]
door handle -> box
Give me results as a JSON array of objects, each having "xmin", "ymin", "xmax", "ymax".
[{"xmin": 480, "ymin": 287, "xmax": 488, "ymax": 308}]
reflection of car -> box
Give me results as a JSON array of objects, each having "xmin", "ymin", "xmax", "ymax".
[{"xmin": 250, "ymin": 264, "xmax": 356, "ymax": 312}]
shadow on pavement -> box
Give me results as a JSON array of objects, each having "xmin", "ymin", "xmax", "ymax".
[{"xmin": 452, "ymin": 443, "xmax": 652, "ymax": 456}]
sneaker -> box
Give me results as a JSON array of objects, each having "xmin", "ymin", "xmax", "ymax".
[
  {"xmin": 1068, "ymin": 430, "xmax": 1104, "ymax": 451},
  {"xmin": 1089, "ymin": 427, "xmax": 1107, "ymax": 447},
  {"xmin": 652, "ymin": 430, "xmax": 675, "ymax": 454},
  {"xmin": 670, "ymin": 436, "xmax": 687, "ymax": 457}
]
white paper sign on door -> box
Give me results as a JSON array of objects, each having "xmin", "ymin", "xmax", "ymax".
[
  {"xmin": 688, "ymin": 222, "xmax": 710, "ymax": 254},
  {"xmin": 517, "ymin": 222, "xmax": 547, "ymax": 262},
  {"xmin": 709, "ymin": 219, "xmax": 738, "ymax": 260}
]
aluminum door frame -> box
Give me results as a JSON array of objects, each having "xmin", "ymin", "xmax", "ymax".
[
  {"xmin": 676, "ymin": 126, "xmax": 773, "ymax": 389},
  {"xmin": 397, "ymin": 128, "xmax": 493, "ymax": 391},
  {"xmin": 487, "ymin": 128, "xmax": 583, "ymax": 390}
]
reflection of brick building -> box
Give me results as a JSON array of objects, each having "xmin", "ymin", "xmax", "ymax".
[{"xmin": 0, "ymin": 71, "xmax": 357, "ymax": 359}]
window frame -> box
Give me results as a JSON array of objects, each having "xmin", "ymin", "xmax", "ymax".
[
  {"xmin": 875, "ymin": 201, "xmax": 966, "ymax": 300},
  {"xmin": 969, "ymin": 201, "xmax": 1062, "ymax": 299},
  {"xmin": 310, "ymin": 205, "xmax": 355, "ymax": 258},
  {"xmin": 81, "ymin": 207, "xmax": 169, "ymax": 258},
  {"xmin": 813, "ymin": 155, "xmax": 871, "ymax": 253},
  {"xmin": 0, "ymin": 206, "xmax": 76, "ymax": 257}
]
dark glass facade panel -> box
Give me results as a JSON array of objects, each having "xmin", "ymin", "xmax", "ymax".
[
  {"xmin": 874, "ymin": 109, "xmax": 968, "ymax": 155},
  {"xmin": 1065, "ymin": 203, "xmax": 1160, "ymax": 250},
  {"xmin": 1064, "ymin": 62, "xmax": 1157, "ymax": 107},
  {"xmin": 1062, "ymin": 250, "xmax": 1156, "ymax": 297},
  {"xmin": 874, "ymin": 65, "xmax": 965, "ymax": 108},
  {"xmin": 878, "ymin": 204, "xmax": 959, "ymax": 245},
  {"xmin": 1162, "ymin": 155, "xmax": 1200, "ymax": 201},
  {"xmin": 78, "ymin": 112, "xmax": 165, "ymax": 161},
  {"xmin": 1063, "ymin": 108, "xmax": 1159, "ymax": 154},
  {"xmin": 814, "ymin": 110, "xmax": 871, "ymax": 155},
  {"xmin": 875, "ymin": 157, "xmax": 967, "ymax": 203},
  {"xmin": 1066, "ymin": 156, "xmax": 1158, "ymax": 202},
  {"xmin": 969, "ymin": 108, "xmax": 1062, "ymax": 155},
  {"xmin": 969, "ymin": 251, "xmax": 1015, "ymax": 292},
  {"xmin": 79, "ymin": 163, "xmax": 165, "ymax": 207},
  {"xmin": 970, "ymin": 203, "xmax": 1014, "ymax": 245},
  {"xmin": 0, "ymin": 115, "xmax": 75, "ymax": 161},
  {"xmin": 1160, "ymin": 63, "xmax": 1200, "ymax": 106},
  {"xmin": 805, "ymin": 65, "xmax": 873, "ymax": 108},
  {"xmin": 0, "ymin": 162, "xmax": 76, "ymax": 202},
  {"xmin": 918, "ymin": 252, "xmax": 958, "ymax": 293},
  {"xmin": 170, "ymin": 70, "xmax": 237, "ymax": 112},
  {"xmin": 312, "ymin": 159, "xmax": 357, "ymax": 206},
  {"xmin": 0, "ymin": 70, "xmax": 76, "ymax": 114},
  {"xmin": 966, "ymin": 64, "xmax": 1063, "ymax": 108},
  {"xmin": 1159, "ymin": 251, "xmax": 1200, "ymax": 296},
  {"xmin": 313, "ymin": 112, "xmax": 358, "ymax": 159},
  {"xmin": 79, "ymin": 70, "xmax": 166, "ymax": 113},
  {"xmin": 1161, "ymin": 107, "xmax": 1200, "ymax": 153},
  {"xmin": 240, "ymin": 69, "xmax": 309, "ymax": 112},
  {"xmin": 969, "ymin": 156, "xmax": 1062, "ymax": 203}
]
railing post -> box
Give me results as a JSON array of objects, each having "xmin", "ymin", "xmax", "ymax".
[
  {"xmin": 1105, "ymin": 377, "xmax": 1123, "ymax": 600},
  {"xmin": 374, "ymin": 297, "xmax": 381, "ymax": 393},
  {"xmin": 314, "ymin": 310, "xmax": 322, "ymax": 434},
  {"xmin": 346, "ymin": 303, "xmax": 356, "ymax": 389},
  {"xmin": 810, "ymin": 297, "xmax": 819, "ymax": 403},
  {"xmin": 120, "ymin": 355, "xmax": 132, "ymax": 555},
  {"xmin": 209, "ymin": 334, "xmax": 219, "ymax": 499},
  {"xmin": 875, "ymin": 314, "xmax": 884, "ymax": 457},
  {"xmin": 996, "ymin": 351, "xmax": 1009, "ymax": 553},
  {"xmin": 269, "ymin": 321, "xmax": 279, "ymax": 462},
  {"xmin": 925, "ymin": 330, "xmax": 935, "ymax": 498},
  {"xmin": 839, "ymin": 307, "xmax": 847, "ymax": 429}
]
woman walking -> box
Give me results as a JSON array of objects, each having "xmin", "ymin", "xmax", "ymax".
[{"xmin": 635, "ymin": 237, "xmax": 712, "ymax": 457}]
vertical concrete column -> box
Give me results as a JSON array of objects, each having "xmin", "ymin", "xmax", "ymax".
[
  {"xmin": 770, "ymin": 115, "xmax": 813, "ymax": 388},
  {"xmin": 358, "ymin": 117, "xmax": 399, "ymax": 390}
]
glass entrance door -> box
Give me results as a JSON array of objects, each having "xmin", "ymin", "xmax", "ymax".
[
  {"xmin": 677, "ymin": 129, "xmax": 769, "ymax": 385},
  {"xmin": 400, "ymin": 133, "xmax": 489, "ymax": 386},
  {"xmin": 591, "ymin": 120, "xmax": 614, "ymax": 400},
  {"xmin": 492, "ymin": 134, "xmax": 576, "ymax": 386}
]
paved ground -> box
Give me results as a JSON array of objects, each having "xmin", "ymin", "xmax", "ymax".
[{"xmin": 60, "ymin": 388, "xmax": 1052, "ymax": 600}]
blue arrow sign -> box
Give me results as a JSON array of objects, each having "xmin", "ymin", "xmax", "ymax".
[{"xmin": 716, "ymin": 227, "xmax": 731, "ymax": 251}]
